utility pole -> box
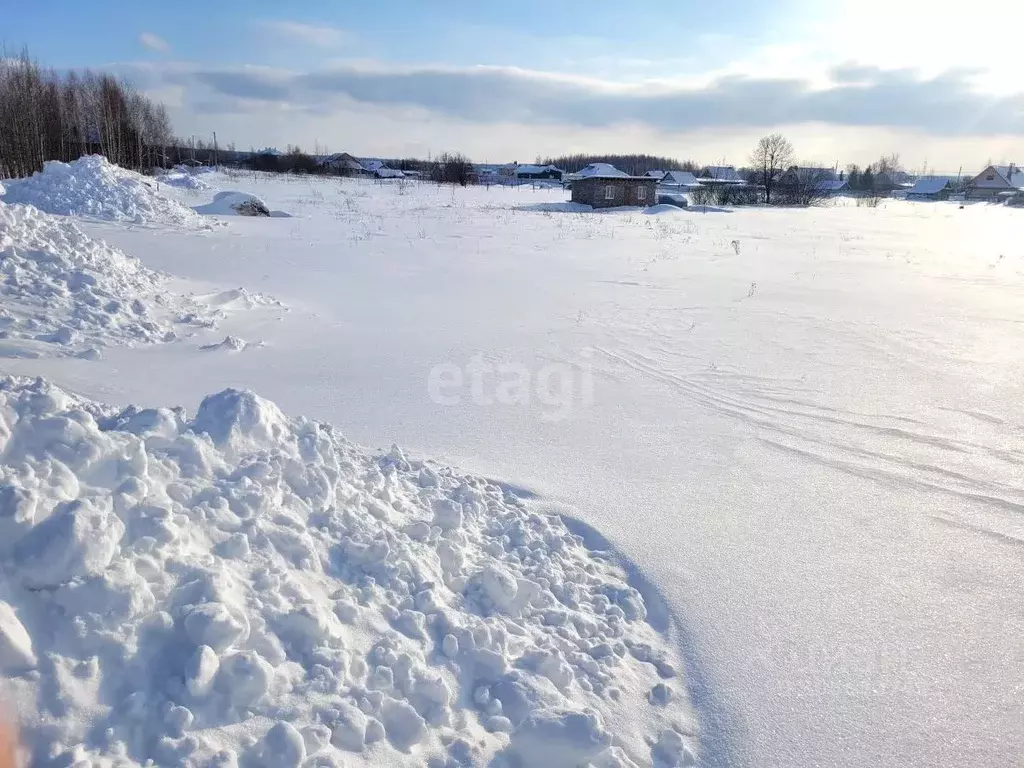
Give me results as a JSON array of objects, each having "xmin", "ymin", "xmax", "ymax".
[{"xmin": 213, "ymin": 131, "xmax": 218, "ymax": 169}]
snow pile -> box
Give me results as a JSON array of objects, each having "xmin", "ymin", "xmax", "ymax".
[
  {"xmin": 0, "ymin": 377, "xmax": 694, "ymax": 767},
  {"xmin": 0, "ymin": 203, "xmax": 218, "ymax": 357},
  {"xmin": 195, "ymin": 191, "xmax": 272, "ymax": 217},
  {"xmin": 159, "ymin": 171, "xmax": 211, "ymax": 191},
  {"xmin": 0, "ymin": 156, "xmax": 203, "ymax": 226}
]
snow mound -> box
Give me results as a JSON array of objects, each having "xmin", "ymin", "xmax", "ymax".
[
  {"xmin": 643, "ymin": 204, "xmax": 689, "ymax": 215},
  {"xmin": 159, "ymin": 171, "xmax": 211, "ymax": 191},
  {"xmin": 0, "ymin": 202, "xmax": 218, "ymax": 356},
  {"xmin": 195, "ymin": 191, "xmax": 272, "ymax": 217},
  {"xmin": 1, "ymin": 156, "xmax": 202, "ymax": 226},
  {"xmin": 514, "ymin": 202, "xmax": 593, "ymax": 213},
  {"xmin": 0, "ymin": 377, "xmax": 694, "ymax": 767},
  {"xmin": 199, "ymin": 334, "xmax": 248, "ymax": 352},
  {"xmin": 199, "ymin": 287, "xmax": 282, "ymax": 310}
]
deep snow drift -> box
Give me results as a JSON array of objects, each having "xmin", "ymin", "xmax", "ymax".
[
  {"xmin": 0, "ymin": 156, "xmax": 203, "ymax": 227},
  {"xmin": 0, "ymin": 202, "xmax": 252, "ymax": 359},
  {"xmin": 0, "ymin": 377, "xmax": 694, "ymax": 767}
]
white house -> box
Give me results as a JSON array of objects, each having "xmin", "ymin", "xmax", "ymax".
[{"xmin": 969, "ymin": 164, "xmax": 1024, "ymax": 199}]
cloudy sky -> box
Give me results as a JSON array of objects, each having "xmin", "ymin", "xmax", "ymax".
[{"xmin": 5, "ymin": 0, "xmax": 1023, "ymax": 170}]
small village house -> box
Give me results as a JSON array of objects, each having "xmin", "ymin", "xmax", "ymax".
[
  {"xmin": 361, "ymin": 159, "xmax": 405, "ymax": 178},
  {"xmin": 698, "ymin": 165, "xmax": 744, "ymax": 184},
  {"xmin": 778, "ymin": 167, "xmax": 848, "ymax": 196},
  {"xmin": 320, "ymin": 152, "xmax": 364, "ymax": 175},
  {"xmin": 570, "ymin": 164, "xmax": 657, "ymax": 208},
  {"xmin": 659, "ymin": 170, "xmax": 700, "ymax": 189},
  {"xmin": 873, "ymin": 170, "xmax": 914, "ymax": 192},
  {"xmin": 906, "ymin": 177, "xmax": 953, "ymax": 201},
  {"xmin": 968, "ymin": 164, "xmax": 1023, "ymax": 199},
  {"xmin": 513, "ymin": 164, "xmax": 564, "ymax": 181},
  {"xmin": 777, "ymin": 167, "xmax": 838, "ymax": 185}
]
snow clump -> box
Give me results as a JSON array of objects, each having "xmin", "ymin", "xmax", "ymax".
[
  {"xmin": 0, "ymin": 377, "xmax": 695, "ymax": 767},
  {"xmin": 0, "ymin": 155, "xmax": 203, "ymax": 226},
  {"xmin": 0, "ymin": 202, "xmax": 218, "ymax": 356}
]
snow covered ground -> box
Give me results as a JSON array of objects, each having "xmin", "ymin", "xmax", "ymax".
[{"xmin": 2, "ymin": 169, "xmax": 1023, "ymax": 766}]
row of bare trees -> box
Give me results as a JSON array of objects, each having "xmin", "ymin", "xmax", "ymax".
[{"xmin": 0, "ymin": 50, "xmax": 173, "ymax": 179}]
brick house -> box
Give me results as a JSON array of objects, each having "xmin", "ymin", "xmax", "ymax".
[{"xmin": 570, "ymin": 165, "xmax": 656, "ymax": 208}]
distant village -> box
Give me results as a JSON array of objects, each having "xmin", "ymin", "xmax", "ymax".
[{"xmin": 219, "ymin": 147, "xmax": 1024, "ymax": 209}]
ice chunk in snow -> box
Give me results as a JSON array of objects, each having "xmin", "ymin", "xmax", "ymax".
[
  {"xmin": 14, "ymin": 499, "xmax": 124, "ymax": 587},
  {"xmin": 256, "ymin": 722, "xmax": 305, "ymax": 768},
  {"xmin": 184, "ymin": 602, "xmax": 249, "ymax": 651},
  {"xmin": 186, "ymin": 645, "xmax": 220, "ymax": 697},
  {"xmin": 199, "ymin": 335, "xmax": 248, "ymax": 352},
  {"xmin": 216, "ymin": 650, "xmax": 274, "ymax": 707},
  {"xmin": 192, "ymin": 388, "xmax": 288, "ymax": 447},
  {"xmin": 0, "ymin": 601, "xmax": 36, "ymax": 671},
  {"xmin": 330, "ymin": 701, "xmax": 369, "ymax": 752},
  {"xmin": 381, "ymin": 697, "xmax": 426, "ymax": 750},
  {"xmin": 652, "ymin": 728, "xmax": 697, "ymax": 766},
  {"xmin": 507, "ymin": 708, "xmax": 613, "ymax": 768}
]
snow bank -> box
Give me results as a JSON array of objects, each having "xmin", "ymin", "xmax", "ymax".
[
  {"xmin": 159, "ymin": 171, "xmax": 211, "ymax": 191},
  {"xmin": 643, "ymin": 204, "xmax": 689, "ymax": 215},
  {"xmin": 195, "ymin": 191, "xmax": 272, "ymax": 217},
  {"xmin": 0, "ymin": 377, "xmax": 693, "ymax": 767},
  {"xmin": 0, "ymin": 202, "xmax": 222, "ymax": 357},
  {"xmin": 1, "ymin": 156, "xmax": 203, "ymax": 226}
]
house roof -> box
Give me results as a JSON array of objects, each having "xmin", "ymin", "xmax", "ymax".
[
  {"xmin": 660, "ymin": 170, "xmax": 698, "ymax": 186},
  {"xmin": 646, "ymin": 170, "xmax": 667, "ymax": 180},
  {"xmin": 786, "ymin": 167, "xmax": 838, "ymax": 182},
  {"xmin": 699, "ymin": 166, "xmax": 743, "ymax": 182},
  {"xmin": 514, "ymin": 164, "xmax": 563, "ymax": 175},
  {"xmin": 875, "ymin": 170, "xmax": 914, "ymax": 186},
  {"xmin": 907, "ymin": 177, "xmax": 952, "ymax": 195},
  {"xmin": 816, "ymin": 179, "xmax": 849, "ymax": 192},
  {"xmin": 994, "ymin": 165, "xmax": 1024, "ymax": 188},
  {"xmin": 576, "ymin": 163, "xmax": 630, "ymax": 178},
  {"xmin": 321, "ymin": 153, "xmax": 364, "ymax": 170}
]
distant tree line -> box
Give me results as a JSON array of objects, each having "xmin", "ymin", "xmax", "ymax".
[
  {"xmin": 541, "ymin": 153, "xmax": 699, "ymax": 175},
  {"xmin": 0, "ymin": 49, "xmax": 174, "ymax": 179}
]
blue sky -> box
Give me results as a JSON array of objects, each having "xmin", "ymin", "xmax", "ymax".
[{"xmin": 3, "ymin": 1, "xmax": 1022, "ymax": 167}]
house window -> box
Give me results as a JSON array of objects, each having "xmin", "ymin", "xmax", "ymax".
[
  {"xmin": 637, "ymin": 186, "xmax": 647, "ymax": 200},
  {"xmin": 986, "ymin": 175, "xmax": 995, "ymax": 181},
  {"xmin": 604, "ymin": 185, "xmax": 615, "ymax": 200}
]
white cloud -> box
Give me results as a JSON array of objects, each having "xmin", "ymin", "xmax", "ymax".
[
  {"xmin": 139, "ymin": 32, "xmax": 170, "ymax": 53},
  {"xmin": 121, "ymin": 54, "xmax": 1024, "ymax": 171},
  {"xmin": 257, "ymin": 20, "xmax": 346, "ymax": 48}
]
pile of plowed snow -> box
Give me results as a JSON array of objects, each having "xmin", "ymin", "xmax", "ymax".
[
  {"xmin": 159, "ymin": 168, "xmax": 212, "ymax": 191},
  {"xmin": 0, "ymin": 377, "xmax": 695, "ymax": 768},
  {"xmin": 0, "ymin": 156, "xmax": 203, "ymax": 226},
  {"xmin": 0, "ymin": 202, "xmax": 218, "ymax": 357}
]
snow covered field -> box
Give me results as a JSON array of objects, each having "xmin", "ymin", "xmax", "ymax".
[{"xmin": 2, "ymin": 165, "xmax": 1023, "ymax": 766}]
